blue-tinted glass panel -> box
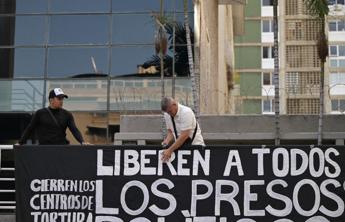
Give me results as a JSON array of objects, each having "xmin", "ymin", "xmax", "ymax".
[
  {"xmin": 263, "ymin": 100, "xmax": 271, "ymax": 112},
  {"xmin": 112, "ymin": 14, "xmax": 155, "ymax": 44},
  {"xmin": 339, "ymin": 59, "xmax": 345, "ymax": 67},
  {"xmin": 330, "ymin": 59, "xmax": 338, "ymax": 67},
  {"xmin": 330, "ymin": 46, "xmax": 337, "ymax": 56},
  {"xmin": 331, "ymin": 100, "xmax": 338, "ymax": 111},
  {"xmin": 0, "ymin": 80, "xmax": 44, "ymax": 112},
  {"xmin": 51, "ymin": 0, "xmax": 110, "ymax": 12},
  {"xmin": 109, "ymin": 12, "xmax": 194, "ymax": 45},
  {"xmin": 340, "ymin": 100, "xmax": 345, "ymax": 112},
  {"xmin": 262, "ymin": 20, "xmax": 271, "ymax": 32},
  {"xmin": 50, "ymin": 15, "xmax": 109, "ymax": 44},
  {"xmin": 14, "ymin": 48, "xmax": 45, "ymax": 77},
  {"xmin": 48, "ymin": 47, "xmax": 108, "ymax": 77},
  {"xmin": 329, "ymin": 21, "xmax": 337, "ymax": 31},
  {"xmin": 262, "ymin": 0, "xmax": 273, "ymax": 6},
  {"xmin": 46, "ymin": 80, "xmax": 107, "ymax": 111},
  {"xmin": 15, "ymin": 16, "xmax": 46, "ymax": 45},
  {"xmin": 338, "ymin": 21, "xmax": 345, "ymax": 31},
  {"xmin": 339, "ymin": 46, "xmax": 345, "ymax": 56},
  {"xmin": 174, "ymin": 12, "xmax": 194, "ymax": 29},
  {"xmin": 112, "ymin": 0, "xmax": 176, "ymax": 12},
  {"xmin": 109, "ymin": 78, "xmax": 192, "ymax": 110},
  {"xmin": 175, "ymin": 0, "xmax": 194, "ymax": 12},
  {"xmin": 16, "ymin": 0, "xmax": 48, "ymax": 13},
  {"xmin": 111, "ymin": 46, "xmax": 155, "ymax": 76}
]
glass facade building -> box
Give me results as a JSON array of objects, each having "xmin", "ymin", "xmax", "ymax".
[{"xmin": 0, "ymin": 0, "xmax": 194, "ymax": 144}]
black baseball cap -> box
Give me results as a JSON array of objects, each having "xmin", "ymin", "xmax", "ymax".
[{"xmin": 48, "ymin": 88, "xmax": 68, "ymax": 99}]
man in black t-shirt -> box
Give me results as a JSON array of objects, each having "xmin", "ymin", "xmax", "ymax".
[{"xmin": 17, "ymin": 88, "xmax": 90, "ymax": 145}]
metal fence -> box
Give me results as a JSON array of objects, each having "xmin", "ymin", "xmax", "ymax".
[{"xmin": 0, "ymin": 145, "xmax": 15, "ymax": 211}]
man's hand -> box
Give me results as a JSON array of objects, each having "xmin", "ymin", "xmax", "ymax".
[
  {"xmin": 82, "ymin": 142, "xmax": 92, "ymax": 145},
  {"xmin": 161, "ymin": 141, "xmax": 169, "ymax": 148},
  {"xmin": 161, "ymin": 148, "xmax": 173, "ymax": 162}
]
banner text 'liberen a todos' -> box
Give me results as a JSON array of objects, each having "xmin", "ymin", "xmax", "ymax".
[{"xmin": 14, "ymin": 146, "xmax": 345, "ymax": 222}]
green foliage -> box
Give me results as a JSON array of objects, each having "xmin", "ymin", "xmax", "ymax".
[
  {"xmin": 303, "ymin": 0, "xmax": 329, "ymax": 18},
  {"xmin": 143, "ymin": 22, "xmax": 194, "ymax": 77}
]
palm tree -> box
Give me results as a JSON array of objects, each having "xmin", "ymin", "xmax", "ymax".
[
  {"xmin": 143, "ymin": 22, "xmax": 194, "ymax": 77},
  {"xmin": 273, "ymin": 0, "xmax": 280, "ymax": 145},
  {"xmin": 183, "ymin": 0, "xmax": 199, "ymax": 120},
  {"xmin": 154, "ymin": 0, "xmax": 169, "ymax": 139},
  {"xmin": 303, "ymin": 0, "xmax": 329, "ymax": 145}
]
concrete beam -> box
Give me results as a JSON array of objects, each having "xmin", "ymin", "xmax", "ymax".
[{"xmin": 115, "ymin": 115, "xmax": 345, "ymax": 145}]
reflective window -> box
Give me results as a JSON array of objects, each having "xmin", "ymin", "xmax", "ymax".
[
  {"xmin": 175, "ymin": 0, "xmax": 194, "ymax": 12},
  {"xmin": 46, "ymin": 80, "xmax": 107, "ymax": 111},
  {"xmin": 340, "ymin": 100, "xmax": 345, "ymax": 111},
  {"xmin": 339, "ymin": 46, "xmax": 345, "ymax": 56},
  {"xmin": 263, "ymin": 73, "xmax": 271, "ymax": 85},
  {"xmin": 50, "ymin": 15, "xmax": 110, "ymax": 44},
  {"xmin": 329, "ymin": 20, "xmax": 345, "ymax": 31},
  {"xmin": 112, "ymin": 0, "xmax": 193, "ymax": 12},
  {"xmin": 0, "ymin": 80, "xmax": 44, "ymax": 112},
  {"xmin": 330, "ymin": 73, "xmax": 345, "ymax": 85},
  {"xmin": 263, "ymin": 100, "xmax": 271, "ymax": 112},
  {"xmin": 112, "ymin": 13, "xmax": 193, "ymax": 46},
  {"xmin": 48, "ymin": 47, "xmax": 109, "ymax": 77},
  {"xmin": 50, "ymin": 0, "xmax": 111, "ymax": 12},
  {"xmin": 339, "ymin": 21, "xmax": 345, "ymax": 31},
  {"xmin": 330, "ymin": 59, "xmax": 338, "ymax": 67},
  {"xmin": 330, "ymin": 59, "xmax": 345, "ymax": 67},
  {"xmin": 109, "ymin": 78, "xmax": 192, "ymax": 110},
  {"xmin": 328, "ymin": 0, "xmax": 345, "ymax": 4},
  {"xmin": 262, "ymin": 0, "xmax": 273, "ymax": 6},
  {"xmin": 340, "ymin": 59, "xmax": 345, "ymax": 67},
  {"xmin": 174, "ymin": 12, "xmax": 194, "ymax": 29},
  {"xmin": 262, "ymin": 46, "xmax": 274, "ymax": 58},
  {"xmin": 329, "ymin": 21, "xmax": 337, "ymax": 31},
  {"xmin": 15, "ymin": 16, "xmax": 46, "ymax": 45},
  {"xmin": 112, "ymin": 14, "xmax": 155, "ymax": 44},
  {"xmin": 262, "ymin": 20, "xmax": 272, "ymax": 32},
  {"xmin": 330, "ymin": 45, "xmax": 337, "ymax": 56},
  {"xmin": 331, "ymin": 99, "xmax": 345, "ymax": 112},
  {"xmin": 263, "ymin": 47, "xmax": 269, "ymax": 58},
  {"xmin": 331, "ymin": 100, "xmax": 338, "ymax": 111},
  {"xmin": 329, "ymin": 45, "xmax": 345, "ymax": 57},
  {"xmin": 111, "ymin": 46, "xmax": 155, "ymax": 76},
  {"xmin": 0, "ymin": 0, "xmax": 195, "ymax": 114},
  {"xmin": 16, "ymin": 0, "xmax": 48, "ymax": 13},
  {"xmin": 330, "ymin": 73, "xmax": 336, "ymax": 85},
  {"xmin": 14, "ymin": 48, "xmax": 45, "ymax": 77}
]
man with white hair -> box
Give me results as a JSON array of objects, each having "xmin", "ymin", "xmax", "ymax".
[
  {"xmin": 161, "ymin": 97, "xmax": 204, "ymax": 162},
  {"xmin": 18, "ymin": 88, "xmax": 89, "ymax": 145}
]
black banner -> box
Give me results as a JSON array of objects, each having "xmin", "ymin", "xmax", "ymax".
[{"xmin": 15, "ymin": 145, "xmax": 345, "ymax": 222}]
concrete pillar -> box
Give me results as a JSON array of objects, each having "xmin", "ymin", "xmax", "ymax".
[{"xmin": 199, "ymin": 0, "xmax": 219, "ymax": 114}]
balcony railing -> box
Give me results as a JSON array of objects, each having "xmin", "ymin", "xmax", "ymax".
[{"xmin": 0, "ymin": 145, "xmax": 15, "ymax": 211}]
